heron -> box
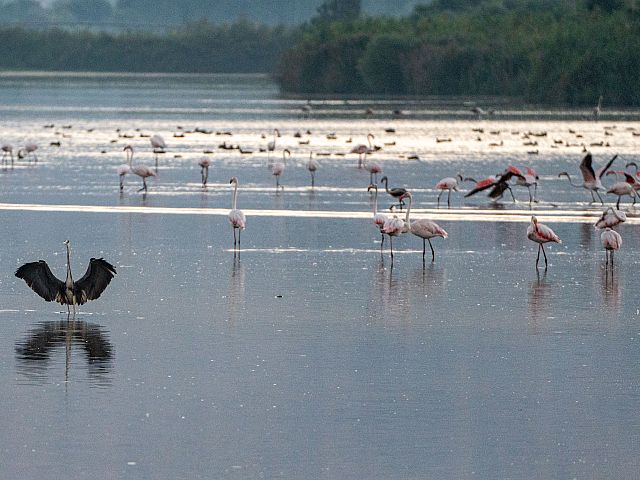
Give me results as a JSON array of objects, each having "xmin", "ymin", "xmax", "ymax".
[{"xmin": 15, "ymin": 240, "xmax": 117, "ymax": 314}]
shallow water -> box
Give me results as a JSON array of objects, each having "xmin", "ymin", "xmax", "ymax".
[{"xmin": 1, "ymin": 73, "xmax": 640, "ymax": 479}]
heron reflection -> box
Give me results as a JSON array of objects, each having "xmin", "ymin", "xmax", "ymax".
[{"xmin": 15, "ymin": 318, "xmax": 113, "ymax": 386}]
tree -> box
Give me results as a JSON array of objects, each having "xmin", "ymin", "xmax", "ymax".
[{"xmin": 315, "ymin": 0, "xmax": 361, "ymax": 22}]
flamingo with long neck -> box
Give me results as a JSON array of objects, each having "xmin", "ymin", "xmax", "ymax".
[
  {"xmin": 228, "ymin": 177, "xmax": 246, "ymax": 254},
  {"xmin": 380, "ymin": 176, "xmax": 407, "ymax": 210},
  {"xmin": 401, "ymin": 192, "xmax": 448, "ymax": 262},
  {"xmin": 123, "ymin": 145, "xmax": 156, "ymax": 192},
  {"xmin": 558, "ymin": 153, "xmax": 617, "ymax": 204},
  {"xmin": 351, "ymin": 133, "xmax": 374, "ymax": 168},
  {"xmin": 272, "ymin": 148, "xmax": 289, "ymax": 191},
  {"xmin": 307, "ymin": 152, "xmax": 319, "ymax": 188},
  {"xmin": 527, "ymin": 216, "xmax": 562, "ymax": 269}
]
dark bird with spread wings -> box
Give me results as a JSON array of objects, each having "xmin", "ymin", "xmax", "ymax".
[{"xmin": 15, "ymin": 240, "xmax": 116, "ymax": 314}]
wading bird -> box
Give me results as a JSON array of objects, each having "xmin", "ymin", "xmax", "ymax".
[
  {"xmin": 465, "ymin": 167, "xmax": 524, "ymax": 202},
  {"xmin": 228, "ymin": 177, "xmax": 246, "ymax": 253},
  {"xmin": 558, "ymin": 153, "xmax": 617, "ymax": 204},
  {"xmin": 527, "ymin": 216, "xmax": 562, "ymax": 269},
  {"xmin": 593, "ymin": 95, "xmax": 603, "ymax": 121},
  {"xmin": 367, "ymin": 183, "xmax": 388, "ymax": 253},
  {"xmin": 401, "ymin": 192, "xmax": 448, "ymax": 262},
  {"xmin": 601, "ymin": 227, "xmax": 621, "ymax": 267},
  {"xmin": 267, "ymin": 128, "xmax": 280, "ymax": 158},
  {"xmin": 15, "ymin": 240, "xmax": 116, "ymax": 314},
  {"xmin": 1, "ymin": 143, "xmax": 14, "ymax": 168},
  {"xmin": 272, "ymin": 149, "xmax": 289, "ymax": 191},
  {"xmin": 123, "ymin": 145, "xmax": 156, "ymax": 192},
  {"xmin": 594, "ymin": 207, "xmax": 626, "ymax": 230},
  {"xmin": 380, "ymin": 176, "xmax": 408, "ymax": 210},
  {"xmin": 150, "ymin": 134, "xmax": 166, "ymax": 169},
  {"xmin": 605, "ymin": 171, "xmax": 637, "ymax": 209},
  {"xmin": 307, "ymin": 152, "xmax": 319, "ymax": 188},
  {"xmin": 435, "ymin": 174, "xmax": 463, "ymax": 207},
  {"xmin": 512, "ymin": 166, "xmax": 539, "ymax": 203},
  {"xmin": 362, "ymin": 152, "xmax": 382, "ymax": 185},
  {"xmin": 351, "ymin": 133, "xmax": 374, "ymax": 168},
  {"xmin": 198, "ymin": 157, "xmax": 211, "ymax": 187},
  {"xmin": 18, "ymin": 142, "xmax": 38, "ymax": 163}
]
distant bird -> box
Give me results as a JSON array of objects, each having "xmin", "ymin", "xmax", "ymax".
[
  {"xmin": 527, "ymin": 216, "xmax": 562, "ymax": 269},
  {"xmin": 307, "ymin": 152, "xmax": 319, "ymax": 188},
  {"xmin": 362, "ymin": 152, "xmax": 382, "ymax": 184},
  {"xmin": 272, "ymin": 149, "xmax": 289, "ymax": 191},
  {"xmin": 116, "ymin": 162, "xmax": 130, "ymax": 191},
  {"xmin": 435, "ymin": 174, "xmax": 463, "ymax": 207},
  {"xmin": 198, "ymin": 157, "xmax": 212, "ymax": 187},
  {"xmin": 593, "ymin": 95, "xmax": 603, "ymax": 121},
  {"xmin": 351, "ymin": 133, "xmax": 374, "ymax": 168},
  {"xmin": 380, "ymin": 176, "xmax": 408, "ymax": 210},
  {"xmin": 512, "ymin": 165, "xmax": 539, "ymax": 203},
  {"xmin": 402, "ymin": 192, "xmax": 448, "ymax": 262},
  {"xmin": 605, "ymin": 171, "xmax": 637, "ymax": 209},
  {"xmin": 150, "ymin": 134, "xmax": 166, "ymax": 169},
  {"xmin": 601, "ymin": 227, "xmax": 621, "ymax": 267},
  {"xmin": 18, "ymin": 142, "xmax": 38, "ymax": 163},
  {"xmin": 594, "ymin": 206, "xmax": 626, "ymax": 230},
  {"xmin": 465, "ymin": 167, "xmax": 524, "ymax": 202},
  {"xmin": 267, "ymin": 128, "xmax": 280, "ymax": 158},
  {"xmin": 228, "ymin": 177, "xmax": 246, "ymax": 253},
  {"xmin": 367, "ymin": 183, "xmax": 388, "ymax": 253},
  {"xmin": 15, "ymin": 240, "xmax": 116, "ymax": 314},
  {"xmin": 558, "ymin": 152, "xmax": 617, "ymax": 204},
  {"xmin": 470, "ymin": 106, "xmax": 494, "ymax": 119},
  {"xmin": 381, "ymin": 214, "xmax": 406, "ymax": 260},
  {"xmin": 123, "ymin": 145, "xmax": 156, "ymax": 192},
  {"xmin": 1, "ymin": 143, "xmax": 14, "ymax": 168}
]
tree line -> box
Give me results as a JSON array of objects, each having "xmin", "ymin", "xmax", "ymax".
[{"xmin": 275, "ymin": 0, "xmax": 640, "ymax": 105}]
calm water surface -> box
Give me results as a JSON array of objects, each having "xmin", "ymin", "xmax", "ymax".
[{"xmin": 1, "ymin": 73, "xmax": 639, "ymax": 479}]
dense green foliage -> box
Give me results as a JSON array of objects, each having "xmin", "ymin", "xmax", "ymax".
[
  {"xmin": 0, "ymin": 21, "xmax": 296, "ymax": 73},
  {"xmin": 276, "ymin": 0, "xmax": 640, "ymax": 105}
]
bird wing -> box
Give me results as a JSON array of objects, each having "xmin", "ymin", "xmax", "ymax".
[
  {"xmin": 15, "ymin": 261, "xmax": 65, "ymax": 302},
  {"xmin": 464, "ymin": 178, "xmax": 496, "ymax": 197},
  {"xmin": 74, "ymin": 258, "xmax": 117, "ymax": 305},
  {"xmin": 597, "ymin": 154, "xmax": 618, "ymax": 179},
  {"xmin": 579, "ymin": 153, "xmax": 596, "ymax": 182}
]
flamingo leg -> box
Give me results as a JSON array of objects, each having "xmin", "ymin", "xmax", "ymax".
[
  {"xmin": 311, "ymin": 172, "xmax": 315, "ymax": 188},
  {"xmin": 155, "ymin": 154, "xmax": 158, "ymax": 171},
  {"xmin": 238, "ymin": 228, "xmax": 241, "ymax": 252},
  {"xmin": 535, "ymin": 244, "xmax": 541, "ymax": 269},
  {"xmin": 508, "ymin": 186, "xmax": 517, "ymax": 202},
  {"xmin": 389, "ymin": 236, "xmax": 394, "ymax": 259},
  {"xmin": 447, "ymin": 189, "xmax": 451, "ymax": 207},
  {"xmin": 119, "ymin": 175, "xmax": 125, "ymax": 191},
  {"xmin": 233, "ymin": 227, "xmax": 237, "ymax": 250},
  {"xmin": 437, "ymin": 190, "xmax": 443, "ymax": 207},
  {"xmin": 138, "ymin": 178, "xmax": 147, "ymax": 192},
  {"xmin": 616, "ymin": 196, "xmax": 621, "ymax": 209},
  {"xmin": 380, "ymin": 232, "xmax": 385, "ymax": 254},
  {"xmin": 428, "ymin": 238, "xmax": 435, "ymax": 262},
  {"xmin": 528, "ymin": 186, "xmax": 533, "ymax": 204},
  {"xmin": 541, "ymin": 244, "xmax": 548, "ymax": 269},
  {"xmin": 422, "ymin": 238, "xmax": 426, "ymax": 261},
  {"xmin": 595, "ymin": 190, "xmax": 604, "ymax": 205}
]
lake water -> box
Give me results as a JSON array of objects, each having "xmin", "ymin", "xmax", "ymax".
[{"xmin": 1, "ymin": 72, "xmax": 639, "ymax": 479}]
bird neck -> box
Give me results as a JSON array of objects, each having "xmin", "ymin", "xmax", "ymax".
[
  {"xmin": 562, "ymin": 173, "xmax": 580, "ymax": 188},
  {"xmin": 404, "ymin": 195, "xmax": 412, "ymax": 226},
  {"xmin": 232, "ymin": 182, "xmax": 238, "ymax": 210},
  {"xmin": 65, "ymin": 244, "xmax": 73, "ymax": 287},
  {"xmin": 127, "ymin": 149, "xmax": 133, "ymax": 167}
]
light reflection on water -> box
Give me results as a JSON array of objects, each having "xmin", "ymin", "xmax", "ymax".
[{"xmin": 1, "ymin": 73, "xmax": 640, "ymax": 479}]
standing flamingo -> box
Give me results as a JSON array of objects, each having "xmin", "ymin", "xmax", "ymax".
[
  {"xmin": 116, "ymin": 162, "xmax": 130, "ymax": 191},
  {"xmin": 362, "ymin": 152, "xmax": 382, "ymax": 185},
  {"xmin": 367, "ymin": 184, "xmax": 388, "ymax": 253},
  {"xmin": 605, "ymin": 172, "xmax": 637, "ymax": 208},
  {"xmin": 228, "ymin": 177, "xmax": 246, "ymax": 253},
  {"xmin": 601, "ymin": 227, "xmax": 621, "ymax": 267},
  {"xmin": 198, "ymin": 157, "xmax": 212, "ymax": 187},
  {"xmin": 558, "ymin": 153, "xmax": 617, "ymax": 204},
  {"xmin": 435, "ymin": 174, "xmax": 463, "ymax": 207},
  {"xmin": 150, "ymin": 134, "xmax": 166, "ymax": 169},
  {"xmin": 594, "ymin": 207, "xmax": 626, "ymax": 229},
  {"xmin": 381, "ymin": 214, "xmax": 405, "ymax": 260},
  {"xmin": 307, "ymin": 152, "xmax": 319, "ymax": 188},
  {"xmin": 123, "ymin": 145, "xmax": 156, "ymax": 192},
  {"xmin": 401, "ymin": 192, "xmax": 448, "ymax": 262},
  {"xmin": 380, "ymin": 176, "xmax": 408, "ymax": 210},
  {"xmin": 527, "ymin": 216, "xmax": 562, "ymax": 269},
  {"xmin": 351, "ymin": 133, "xmax": 374, "ymax": 168},
  {"xmin": 18, "ymin": 142, "xmax": 38, "ymax": 163},
  {"xmin": 272, "ymin": 149, "xmax": 289, "ymax": 191}
]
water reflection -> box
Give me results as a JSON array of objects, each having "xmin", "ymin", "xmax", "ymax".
[
  {"xmin": 527, "ymin": 270, "xmax": 552, "ymax": 334},
  {"xmin": 226, "ymin": 258, "xmax": 245, "ymax": 324},
  {"xmin": 15, "ymin": 319, "xmax": 113, "ymax": 387},
  {"xmin": 599, "ymin": 264, "xmax": 622, "ymax": 314}
]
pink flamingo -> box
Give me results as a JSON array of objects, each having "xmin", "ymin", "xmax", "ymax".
[
  {"xmin": 601, "ymin": 227, "xmax": 621, "ymax": 267},
  {"xmin": 228, "ymin": 177, "xmax": 246, "ymax": 253},
  {"xmin": 123, "ymin": 145, "xmax": 156, "ymax": 192},
  {"xmin": 511, "ymin": 165, "xmax": 539, "ymax": 203},
  {"xmin": 402, "ymin": 192, "xmax": 448, "ymax": 262},
  {"xmin": 150, "ymin": 134, "xmax": 166, "ymax": 169},
  {"xmin": 1, "ymin": 144, "xmax": 14, "ymax": 168},
  {"xmin": 267, "ymin": 128, "xmax": 280, "ymax": 159},
  {"xmin": 307, "ymin": 152, "xmax": 319, "ymax": 188},
  {"xmin": 272, "ymin": 149, "xmax": 289, "ymax": 191},
  {"xmin": 381, "ymin": 214, "xmax": 405, "ymax": 260},
  {"xmin": 351, "ymin": 133, "xmax": 374, "ymax": 168},
  {"xmin": 604, "ymin": 171, "xmax": 637, "ymax": 208},
  {"xmin": 198, "ymin": 157, "xmax": 212, "ymax": 187},
  {"xmin": 362, "ymin": 152, "xmax": 382, "ymax": 184},
  {"xmin": 594, "ymin": 207, "xmax": 626, "ymax": 229},
  {"xmin": 527, "ymin": 216, "xmax": 562, "ymax": 269},
  {"xmin": 367, "ymin": 183, "xmax": 388, "ymax": 253},
  {"xmin": 435, "ymin": 174, "xmax": 463, "ymax": 207},
  {"xmin": 558, "ymin": 153, "xmax": 617, "ymax": 204}
]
